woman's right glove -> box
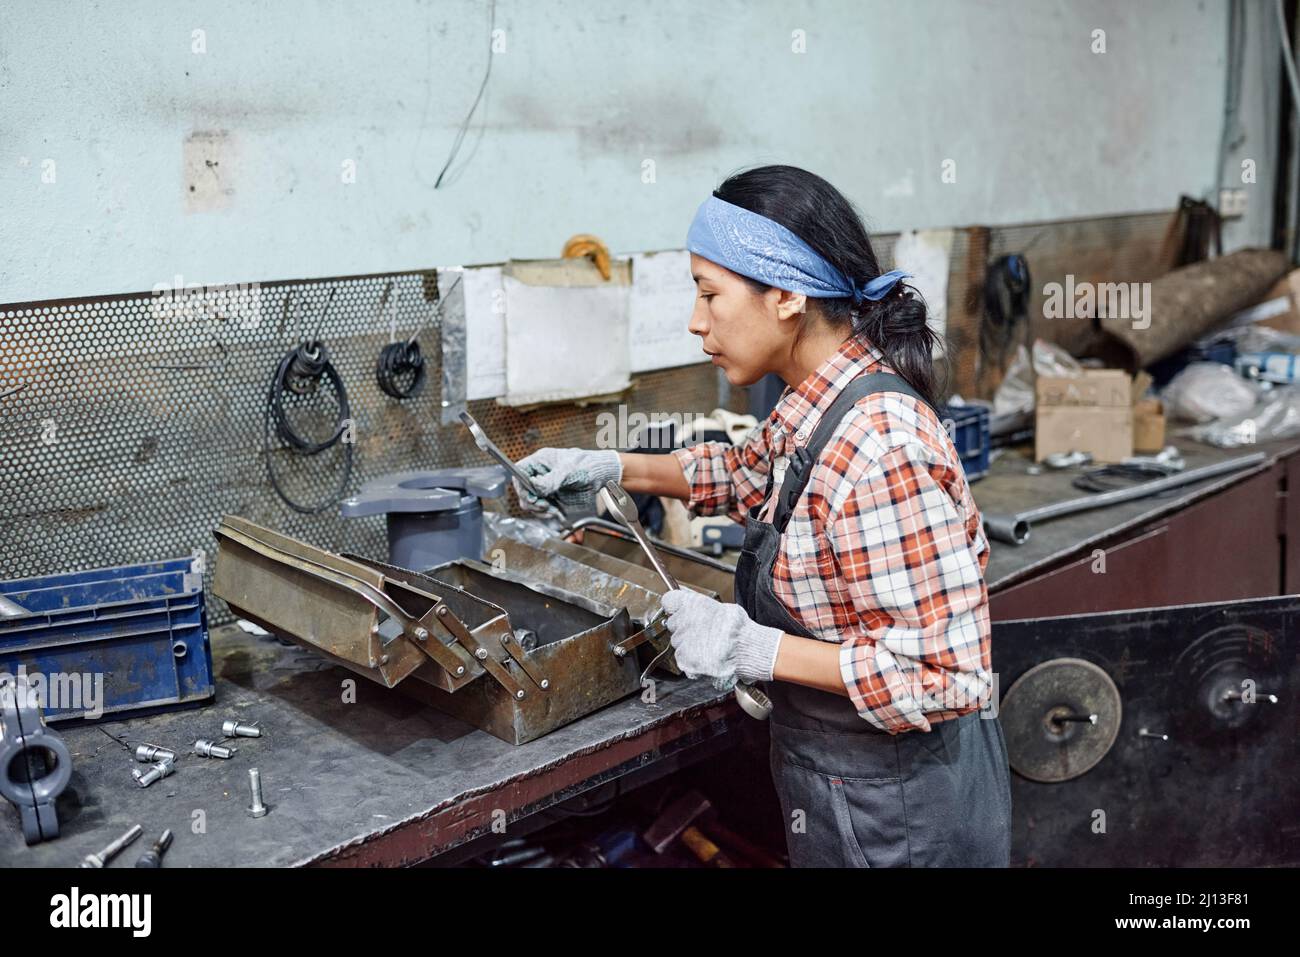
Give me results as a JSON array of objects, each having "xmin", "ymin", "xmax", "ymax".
[{"xmin": 513, "ymin": 447, "xmax": 622, "ymax": 517}]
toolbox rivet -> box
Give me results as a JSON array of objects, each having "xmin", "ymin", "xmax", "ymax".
[
  {"xmin": 380, "ymin": 654, "xmax": 390, "ymax": 665},
  {"xmin": 455, "ymin": 666, "xmax": 465, "ymax": 675},
  {"xmin": 540, "ymin": 679, "xmax": 550, "ymax": 690},
  {"xmin": 436, "ymin": 606, "xmax": 448, "ymax": 617},
  {"xmin": 501, "ymin": 635, "xmax": 511, "ymax": 645},
  {"xmin": 515, "ymin": 690, "xmax": 525, "ymax": 700},
  {"xmin": 475, "ymin": 648, "xmax": 488, "ymax": 660}
]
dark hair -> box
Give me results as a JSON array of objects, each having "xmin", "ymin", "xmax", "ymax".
[{"xmin": 713, "ymin": 165, "xmax": 944, "ymax": 408}]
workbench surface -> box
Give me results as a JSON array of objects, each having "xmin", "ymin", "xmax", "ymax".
[
  {"xmin": 975, "ymin": 435, "xmax": 1300, "ymax": 592},
  {"xmin": 0, "ymin": 627, "xmax": 742, "ymax": 867},
  {"xmin": 5, "ymin": 433, "xmax": 1297, "ymax": 868}
]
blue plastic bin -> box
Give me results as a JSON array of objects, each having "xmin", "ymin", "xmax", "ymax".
[
  {"xmin": 0, "ymin": 557, "xmax": 214, "ymax": 722},
  {"xmin": 938, "ymin": 404, "xmax": 990, "ymax": 483}
]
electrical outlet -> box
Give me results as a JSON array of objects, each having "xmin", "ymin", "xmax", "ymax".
[{"xmin": 1219, "ymin": 188, "xmax": 1248, "ymax": 219}]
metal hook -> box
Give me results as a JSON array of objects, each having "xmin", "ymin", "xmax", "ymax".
[{"xmin": 406, "ymin": 272, "xmax": 463, "ymax": 347}]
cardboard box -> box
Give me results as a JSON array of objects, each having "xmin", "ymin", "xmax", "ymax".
[
  {"xmin": 1133, "ymin": 398, "xmax": 1166, "ymax": 453},
  {"xmin": 1035, "ymin": 368, "xmax": 1134, "ymax": 463}
]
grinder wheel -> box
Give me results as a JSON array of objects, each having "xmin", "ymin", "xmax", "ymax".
[{"xmin": 1000, "ymin": 657, "xmax": 1122, "ymax": 783}]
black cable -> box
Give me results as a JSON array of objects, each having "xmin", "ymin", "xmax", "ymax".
[
  {"xmin": 375, "ymin": 339, "xmax": 427, "ymax": 399},
  {"xmin": 1071, "ymin": 463, "xmax": 1183, "ymax": 495},
  {"xmin": 263, "ymin": 341, "xmax": 353, "ymax": 514},
  {"xmin": 433, "ymin": 0, "xmax": 497, "ymax": 189}
]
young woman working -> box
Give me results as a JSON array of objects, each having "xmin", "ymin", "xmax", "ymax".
[{"xmin": 515, "ymin": 165, "xmax": 1012, "ymax": 868}]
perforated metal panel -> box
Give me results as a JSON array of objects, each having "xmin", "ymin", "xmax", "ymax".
[{"xmin": 0, "ymin": 271, "xmax": 741, "ymax": 625}]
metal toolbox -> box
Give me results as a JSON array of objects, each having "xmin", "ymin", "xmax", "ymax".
[
  {"xmin": 212, "ymin": 516, "xmax": 642, "ymax": 745},
  {"xmin": 0, "ymin": 557, "xmax": 214, "ymax": 721}
]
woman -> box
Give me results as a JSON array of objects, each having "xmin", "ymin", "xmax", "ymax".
[{"xmin": 516, "ymin": 165, "xmax": 1012, "ymax": 868}]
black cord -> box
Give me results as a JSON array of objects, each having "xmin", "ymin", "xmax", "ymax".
[
  {"xmin": 376, "ymin": 340, "xmax": 427, "ymax": 399},
  {"xmin": 264, "ymin": 341, "xmax": 354, "ymax": 514},
  {"xmin": 1071, "ymin": 463, "xmax": 1182, "ymax": 495},
  {"xmin": 433, "ymin": 0, "xmax": 497, "ymax": 188}
]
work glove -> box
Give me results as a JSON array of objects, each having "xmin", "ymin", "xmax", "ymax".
[
  {"xmin": 660, "ymin": 589, "xmax": 783, "ymax": 691},
  {"xmin": 513, "ymin": 447, "xmax": 622, "ymax": 517}
]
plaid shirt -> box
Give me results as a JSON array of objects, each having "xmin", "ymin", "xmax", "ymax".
[{"xmin": 671, "ymin": 336, "xmax": 992, "ymax": 733}]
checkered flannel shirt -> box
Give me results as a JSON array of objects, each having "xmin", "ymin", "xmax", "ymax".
[{"xmin": 671, "ymin": 336, "xmax": 993, "ymax": 733}]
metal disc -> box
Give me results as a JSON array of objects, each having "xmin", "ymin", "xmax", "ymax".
[{"xmin": 1000, "ymin": 657, "xmax": 1122, "ymax": 783}]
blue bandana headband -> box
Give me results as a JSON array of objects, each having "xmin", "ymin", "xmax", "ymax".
[{"xmin": 686, "ymin": 195, "xmax": 911, "ymax": 303}]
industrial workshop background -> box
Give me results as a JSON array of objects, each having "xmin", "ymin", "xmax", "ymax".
[{"xmin": 2, "ymin": 0, "xmax": 1299, "ymax": 889}]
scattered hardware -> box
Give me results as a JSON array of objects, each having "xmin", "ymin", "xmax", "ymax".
[
  {"xmin": 984, "ymin": 452, "xmax": 1267, "ymax": 545},
  {"xmin": 79, "ymin": 825, "xmax": 143, "ymax": 868},
  {"xmin": 247, "ymin": 768, "xmax": 269, "ymax": 818},
  {"xmin": 194, "ymin": 739, "xmax": 236, "ymax": 759},
  {"xmin": 0, "ymin": 673, "xmax": 73, "ymax": 844},
  {"xmin": 132, "ymin": 759, "xmax": 175, "ymax": 788},
  {"xmin": 222, "ymin": 720, "xmax": 261, "ymax": 739},
  {"xmin": 133, "ymin": 829, "xmax": 174, "ymax": 868},
  {"xmin": 1042, "ymin": 450, "xmax": 1093, "ymax": 470},
  {"xmin": 134, "ymin": 744, "xmax": 176, "ymax": 763}
]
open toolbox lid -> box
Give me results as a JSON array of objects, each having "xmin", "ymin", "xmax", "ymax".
[{"xmin": 212, "ymin": 516, "xmax": 647, "ymax": 744}]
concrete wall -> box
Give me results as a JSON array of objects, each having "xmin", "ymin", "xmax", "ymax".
[{"xmin": 0, "ymin": 0, "xmax": 1280, "ymax": 303}]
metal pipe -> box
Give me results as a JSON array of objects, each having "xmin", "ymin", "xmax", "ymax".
[{"xmin": 983, "ymin": 452, "xmax": 1267, "ymax": 545}]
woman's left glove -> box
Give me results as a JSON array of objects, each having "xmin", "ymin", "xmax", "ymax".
[{"xmin": 659, "ymin": 590, "xmax": 783, "ymax": 690}]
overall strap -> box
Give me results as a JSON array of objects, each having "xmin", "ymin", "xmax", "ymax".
[{"xmin": 771, "ymin": 371, "xmax": 934, "ymax": 532}]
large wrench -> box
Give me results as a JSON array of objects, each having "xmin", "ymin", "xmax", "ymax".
[{"xmin": 598, "ymin": 481, "xmax": 772, "ymax": 721}]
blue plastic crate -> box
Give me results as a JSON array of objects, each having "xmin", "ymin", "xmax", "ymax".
[
  {"xmin": 938, "ymin": 404, "xmax": 990, "ymax": 483},
  {"xmin": 0, "ymin": 557, "xmax": 214, "ymax": 722}
]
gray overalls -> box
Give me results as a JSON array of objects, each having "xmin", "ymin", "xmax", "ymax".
[{"xmin": 734, "ymin": 371, "xmax": 1013, "ymax": 867}]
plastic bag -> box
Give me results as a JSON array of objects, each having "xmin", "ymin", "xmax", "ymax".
[
  {"xmin": 1161, "ymin": 362, "xmax": 1260, "ymax": 424},
  {"xmin": 1186, "ymin": 385, "xmax": 1300, "ymax": 447},
  {"xmin": 992, "ymin": 339, "xmax": 1083, "ymax": 416}
]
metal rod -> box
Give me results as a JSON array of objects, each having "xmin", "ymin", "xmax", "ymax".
[{"xmin": 983, "ymin": 452, "xmax": 1267, "ymax": 545}]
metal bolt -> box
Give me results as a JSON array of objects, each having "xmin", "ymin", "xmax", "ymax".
[
  {"xmin": 248, "ymin": 768, "xmax": 269, "ymax": 818},
  {"xmin": 134, "ymin": 744, "xmax": 177, "ymax": 763},
  {"xmin": 80, "ymin": 824, "xmax": 143, "ymax": 868},
  {"xmin": 413, "ymin": 626, "xmax": 429, "ymax": 641},
  {"xmin": 221, "ymin": 720, "xmax": 261, "ymax": 738},
  {"xmin": 379, "ymin": 654, "xmax": 390, "ymax": 665},
  {"xmin": 134, "ymin": 829, "xmax": 174, "ymax": 868},
  {"xmin": 613, "ymin": 646, "xmax": 626, "ymax": 658},
  {"xmin": 194, "ymin": 739, "xmax": 236, "ymax": 759},
  {"xmin": 475, "ymin": 648, "xmax": 488, "ymax": 660},
  {"xmin": 132, "ymin": 758, "xmax": 176, "ymax": 788},
  {"xmin": 436, "ymin": 606, "xmax": 448, "ymax": 617}
]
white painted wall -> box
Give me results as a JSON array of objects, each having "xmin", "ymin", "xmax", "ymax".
[{"xmin": 0, "ymin": 0, "xmax": 1277, "ymax": 303}]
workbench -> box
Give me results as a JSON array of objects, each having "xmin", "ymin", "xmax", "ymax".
[
  {"xmin": 4, "ymin": 434, "xmax": 1298, "ymax": 868},
  {"xmin": 0, "ymin": 628, "xmax": 743, "ymax": 867}
]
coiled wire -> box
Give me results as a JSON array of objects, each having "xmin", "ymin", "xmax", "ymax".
[{"xmin": 264, "ymin": 341, "xmax": 353, "ymax": 514}]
